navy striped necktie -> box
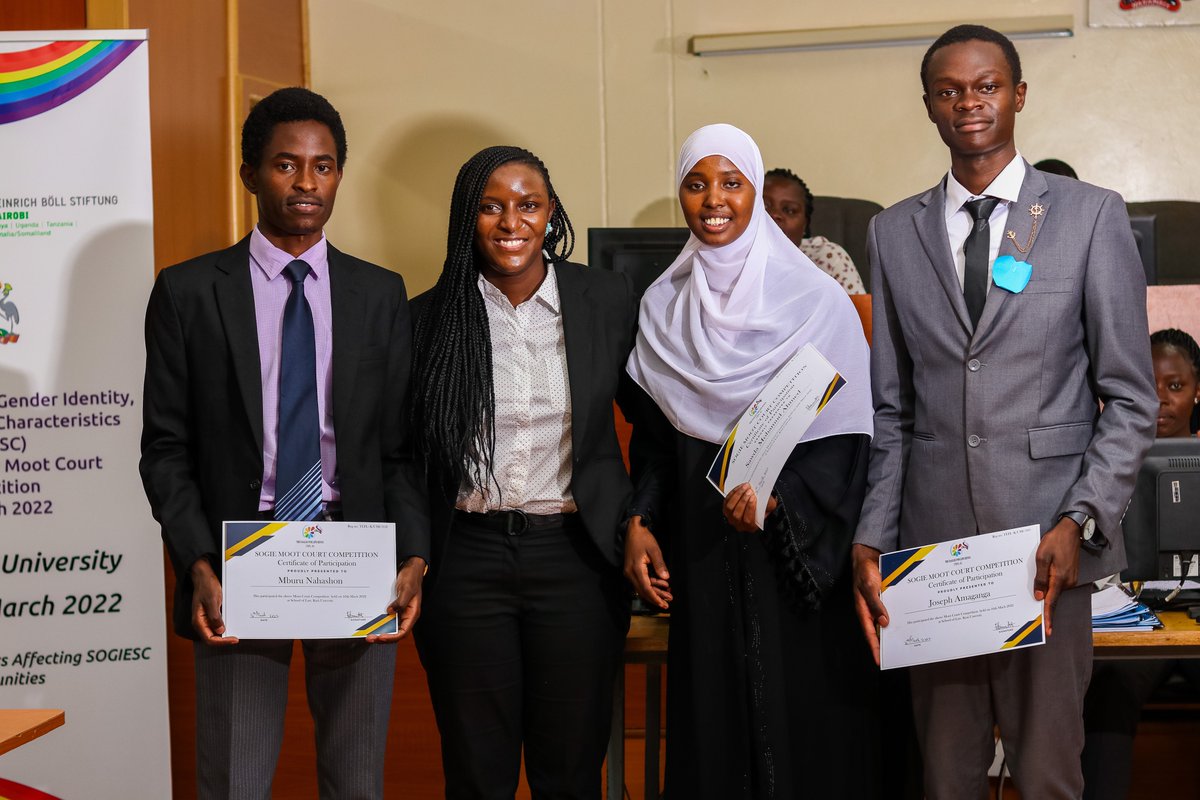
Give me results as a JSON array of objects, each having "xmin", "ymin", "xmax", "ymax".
[{"xmin": 275, "ymin": 259, "xmax": 322, "ymax": 521}]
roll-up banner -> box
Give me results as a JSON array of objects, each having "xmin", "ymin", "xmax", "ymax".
[{"xmin": 0, "ymin": 30, "xmax": 171, "ymax": 798}]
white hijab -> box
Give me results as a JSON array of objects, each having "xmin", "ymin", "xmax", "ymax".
[{"xmin": 626, "ymin": 123, "xmax": 873, "ymax": 445}]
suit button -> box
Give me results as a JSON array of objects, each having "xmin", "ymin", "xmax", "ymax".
[
  {"xmin": 967, "ymin": 435, "xmax": 981, "ymax": 448},
  {"xmin": 968, "ymin": 359, "xmax": 982, "ymax": 372},
  {"xmin": 249, "ymin": 479, "xmax": 262, "ymax": 490}
]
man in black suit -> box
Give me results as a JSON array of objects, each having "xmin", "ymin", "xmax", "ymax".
[{"xmin": 140, "ymin": 87, "xmax": 427, "ymax": 799}]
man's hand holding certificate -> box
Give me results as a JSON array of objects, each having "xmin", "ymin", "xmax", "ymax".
[
  {"xmin": 878, "ymin": 525, "xmax": 1044, "ymax": 669},
  {"xmin": 222, "ymin": 521, "xmax": 399, "ymax": 639}
]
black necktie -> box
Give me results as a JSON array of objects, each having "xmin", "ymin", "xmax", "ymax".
[
  {"xmin": 963, "ymin": 197, "xmax": 1000, "ymax": 327},
  {"xmin": 275, "ymin": 259, "xmax": 322, "ymax": 521}
]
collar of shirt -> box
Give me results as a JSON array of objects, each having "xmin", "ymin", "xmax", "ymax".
[
  {"xmin": 476, "ymin": 263, "xmax": 561, "ymax": 316},
  {"xmin": 943, "ymin": 152, "xmax": 1025, "ymax": 223},
  {"xmin": 249, "ymin": 226, "xmax": 330, "ymax": 283}
]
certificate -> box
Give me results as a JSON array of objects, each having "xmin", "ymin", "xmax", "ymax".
[
  {"xmin": 707, "ymin": 342, "xmax": 846, "ymax": 527},
  {"xmin": 221, "ymin": 520, "xmax": 398, "ymax": 639},
  {"xmin": 879, "ymin": 525, "xmax": 1044, "ymax": 670}
]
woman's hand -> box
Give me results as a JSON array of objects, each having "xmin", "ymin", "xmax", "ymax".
[
  {"xmin": 722, "ymin": 483, "xmax": 778, "ymax": 533},
  {"xmin": 623, "ymin": 516, "xmax": 672, "ymax": 610}
]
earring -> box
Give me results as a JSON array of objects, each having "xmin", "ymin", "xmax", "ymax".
[{"xmin": 545, "ymin": 221, "xmax": 554, "ymax": 235}]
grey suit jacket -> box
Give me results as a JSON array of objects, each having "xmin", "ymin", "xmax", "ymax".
[{"xmin": 854, "ymin": 163, "xmax": 1156, "ymax": 583}]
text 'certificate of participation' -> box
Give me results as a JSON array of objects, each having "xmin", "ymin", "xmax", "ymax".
[
  {"xmin": 879, "ymin": 525, "xmax": 1044, "ymax": 670},
  {"xmin": 222, "ymin": 521, "xmax": 398, "ymax": 639},
  {"xmin": 707, "ymin": 343, "xmax": 846, "ymax": 528}
]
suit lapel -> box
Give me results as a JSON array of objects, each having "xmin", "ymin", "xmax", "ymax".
[
  {"xmin": 212, "ymin": 236, "xmax": 264, "ymax": 451},
  {"xmin": 974, "ymin": 163, "xmax": 1050, "ymax": 338},
  {"xmin": 555, "ymin": 264, "xmax": 592, "ymax": 452},
  {"xmin": 913, "ymin": 183, "xmax": 972, "ymax": 335},
  {"xmin": 329, "ymin": 245, "xmax": 365, "ymax": 437}
]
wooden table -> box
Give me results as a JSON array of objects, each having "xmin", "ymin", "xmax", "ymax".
[
  {"xmin": 0, "ymin": 709, "xmax": 64, "ymax": 756},
  {"xmin": 608, "ymin": 615, "xmax": 669, "ymax": 800},
  {"xmin": 1094, "ymin": 610, "xmax": 1200, "ymax": 659}
]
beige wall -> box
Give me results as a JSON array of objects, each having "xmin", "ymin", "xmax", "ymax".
[{"xmin": 309, "ymin": 0, "xmax": 1200, "ymax": 294}]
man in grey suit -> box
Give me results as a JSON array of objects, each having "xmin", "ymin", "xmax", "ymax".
[{"xmin": 851, "ymin": 25, "xmax": 1156, "ymax": 799}]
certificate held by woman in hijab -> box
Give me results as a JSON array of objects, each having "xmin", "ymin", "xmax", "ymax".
[{"xmin": 708, "ymin": 343, "xmax": 846, "ymax": 528}]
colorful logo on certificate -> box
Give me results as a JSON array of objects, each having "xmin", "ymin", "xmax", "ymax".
[
  {"xmin": 0, "ymin": 281, "xmax": 20, "ymax": 344},
  {"xmin": 302, "ymin": 525, "xmax": 322, "ymax": 539},
  {"xmin": 748, "ymin": 399, "xmax": 763, "ymax": 417},
  {"xmin": 950, "ymin": 541, "xmax": 970, "ymax": 557}
]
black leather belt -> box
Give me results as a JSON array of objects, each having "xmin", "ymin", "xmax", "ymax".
[{"xmin": 457, "ymin": 510, "xmax": 577, "ymax": 536}]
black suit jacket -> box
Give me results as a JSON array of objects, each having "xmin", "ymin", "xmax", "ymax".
[
  {"xmin": 140, "ymin": 235, "xmax": 429, "ymax": 639},
  {"xmin": 413, "ymin": 261, "xmax": 637, "ymax": 568}
]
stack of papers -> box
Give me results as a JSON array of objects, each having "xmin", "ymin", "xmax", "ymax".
[{"xmin": 1092, "ymin": 585, "xmax": 1163, "ymax": 631}]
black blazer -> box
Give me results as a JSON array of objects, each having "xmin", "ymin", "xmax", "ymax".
[
  {"xmin": 140, "ymin": 235, "xmax": 429, "ymax": 639},
  {"xmin": 413, "ymin": 261, "xmax": 638, "ymax": 568}
]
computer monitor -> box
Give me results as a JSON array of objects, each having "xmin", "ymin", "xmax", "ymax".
[
  {"xmin": 1121, "ymin": 438, "xmax": 1200, "ymax": 581},
  {"xmin": 1129, "ymin": 214, "xmax": 1157, "ymax": 286},
  {"xmin": 588, "ymin": 227, "xmax": 689, "ymax": 297}
]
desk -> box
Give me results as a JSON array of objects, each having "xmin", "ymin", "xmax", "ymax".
[
  {"xmin": 0, "ymin": 709, "xmax": 64, "ymax": 756},
  {"xmin": 608, "ymin": 615, "xmax": 669, "ymax": 800},
  {"xmin": 1095, "ymin": 610, "xmax": 1200, "ymax": 659}
]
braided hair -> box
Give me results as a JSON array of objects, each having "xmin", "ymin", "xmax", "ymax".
[
  {"xmin": 412, "ymin": 145, "xmax": 575, "ymax": 492},
  {"xmin": 1151, "ymin": 328, "xmax": 1200, "ymax": 434},
  {"xmin": 765, "ymin": 167, "xmax": 814, "ymax": 238}
]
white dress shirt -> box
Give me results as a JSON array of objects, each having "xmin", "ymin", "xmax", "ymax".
[
  {"xmin": 944, "ymin": 153, "xmax": 1026, "ymax": 294},
  {"xmin": 457, "ymin": 265, "xmax": 577, "ymax": 514}
]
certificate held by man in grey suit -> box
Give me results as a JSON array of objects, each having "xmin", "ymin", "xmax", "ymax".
[{"xmin": 878, "ymin": 525, "xmax": 1044, "ymax": 669}]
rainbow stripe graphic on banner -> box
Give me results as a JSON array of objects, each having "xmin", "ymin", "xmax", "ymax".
[
  {"xmin": 0, "ymin": 778, "xmax": 64, "ymax": 800},
  {"xmin": 879, "ymin": 544, "xmax": 938, "ymax": 591},
  {"xmin": 1000, "ymin": 615, "xmax": 1045, "ymax": 649},
  {"xmin": 0, "ymin": 39, "xmax": 141, "ymax": 125}
]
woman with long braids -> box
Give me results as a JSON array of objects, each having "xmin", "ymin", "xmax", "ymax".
[{"xmin": 411, "ymin": 145, "xmax": 636, "ymax": 800}]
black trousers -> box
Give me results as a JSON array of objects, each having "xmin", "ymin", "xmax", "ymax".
[{"xmin": 415, "ymin": 513, "xmax": 630, "ymax": 800}]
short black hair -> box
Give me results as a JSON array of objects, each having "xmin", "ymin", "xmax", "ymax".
[
  {"xmin": 240, "ymin": 87, "xmax": 347, "ymax": 169},
  {"xmin": 921, "ymin": 24, "xmax": 1023, "ymax": 93},
  {"xmin": 765, "ymin": 167, "xmax": 814, "ymax": 238},
  {"xmin": 1034, "ymin": 158, "xmax": 1078, "ymax": 179}
]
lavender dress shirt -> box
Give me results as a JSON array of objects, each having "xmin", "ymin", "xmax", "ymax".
[{"xmin": 248, "ymin": 226, "xmax": 338, "ymax": 511}]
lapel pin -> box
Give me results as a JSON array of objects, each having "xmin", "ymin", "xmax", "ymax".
[{"xmin": 1005, "ymin": 203, "xmax": 1044, "ymax": 254}]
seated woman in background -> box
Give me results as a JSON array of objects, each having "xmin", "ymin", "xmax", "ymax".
[
  {"xmin": 624, "ymin": 124, "xmax": 880, "ymax": 798},
  {"xmin": 1082, "ymin": 327, "xmax": 1200, "ymax": 800},
  {"xmin": 763, "ymin": 167, "xmax": 865, "ymax": 294},
  {"xmin": 410, "ymin": 145, "xmax": 636, "ymax": 800}
]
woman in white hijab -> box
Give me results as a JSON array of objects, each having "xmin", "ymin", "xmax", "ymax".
[{"xmin": 622, "ymin": 124, "xmax": 880, "ymax": 798}]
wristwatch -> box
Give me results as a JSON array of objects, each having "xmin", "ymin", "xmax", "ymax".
[{"xmin": 1062, "ymin": 511, "xmax": 1097, "ymax": 544}]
